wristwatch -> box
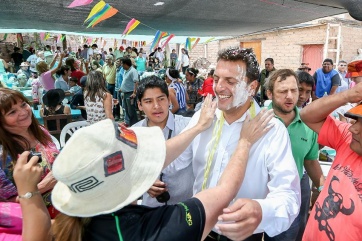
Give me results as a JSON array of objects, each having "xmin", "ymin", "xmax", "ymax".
[{"xmin": 18, "ymin": 191, "xmax": 40, "ymax": 199}]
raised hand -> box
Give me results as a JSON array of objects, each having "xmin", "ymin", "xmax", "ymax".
[
  {"xmin": 240, "ymin": 109, "xmax": 274, "ymax": 145},
  {"xmin": 196, "ymin": 94, "xmax": 217, "ymax": 131}
]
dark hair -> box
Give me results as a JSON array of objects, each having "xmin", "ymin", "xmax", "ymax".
[
  {"xmin": 338, "ymin": 60, "xmax": 347, "ymax": 65},
  {"xmin": 122, "ymin": 58, "xmax": 132, "ymax": 67},
  {"xmin": 265, "ymin": 58, "xmax": 274, "ymax": 65},
  {"xmin": 137, "ymin": 75, "xmax": 169, "ymax": 101},
  {"xmin": 208, "ymin": 69, "xmax": 215, "ymax": 76},
  {"xmin": 297, "ymin": 71, "xmax": 314, "ymax": 88},
  {"xmin": 217, "ymin": 47, "xmax": 260, "ymax": 82},
  {"xmin": 168, "ymin": 68, "xmax": 180, "ymax": 79},
  {"xmin": 265, "ymin": 69, "xmax": 298, "ymax": 93},
  {"xmin": 14, "ymin": 47, "xmax": 20, "ymax": 52},
  {"xmin": 109, "ymin": 48, "xmax": 113, "ymax": 52},
  {"xmin": 56, "ymin": 65, "xmax": 71, "ymax": 76},
  {"xmin": 0, "ymin": 88, "xmax": 51, "ymax": 163},
  {"xmin": 186, "ymin": 67, "xmax": 199, "ymax": 76},
  {"xmin": 69, "ymin": 77, "xmax": 78, "ymax": 83},
  {"xmin": 91, "ymin": 44, "xmax": 98, "ymax": 48},
  {"xmin": 323, "ymin": 58, "xmax": 333, "ymax": 65},
  {"xmin": 83, "ymin": 44, "xmax": 88, "ymax": 48},
  {"xmin": 65, "ymin": 57, "xmax": 76, "ymax": 71}
]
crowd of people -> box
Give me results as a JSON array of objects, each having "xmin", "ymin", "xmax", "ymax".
[{"xmin": 1, "ymin": 43, "xmax": 362, "ymax": 241}]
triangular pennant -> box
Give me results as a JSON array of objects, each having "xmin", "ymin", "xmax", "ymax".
[
  {"xmin": 91, "ymin": 7, "xmax": 118, "ymax": 27},
  {"xmin": 126, "ymin": 20, "xmax": 140, "ymax": 35},
  {"xmin": 161, "ymin": 34, "xmax": 175, "ymax": 49},
  {"xmin": 191, "ymin": 38, "xmax": 201, "ymax": 50},
  {"xmin": 150, "ymin": 30, "xmax": 161, "ymax": 51},
  {"xmin": 122, "ymin": 18, "xmax": 136, "ymax": 35},
  {"xmin": 39, "ymin": 32, "xmax": 45, "ymax": 41},
  {"xmin": 68, "ymin": 0, "xmax": 93, "ymax": 8},
  {"xmin": 44, "ymin": 33, "xmax": 50, "ymax": 41},
  {"xmin": 86, "ymin": 4, "xmax": 111, "ymax": 27},
  {"xmin": 61, "ymin": 34, "xmax": 66, "ymax": 42},
  {"xmin": 84, "ymin": 0, "xmax": 106, "ymax": 23},
  {"xmin": 3, "ymin": 33, "xmax": 8, "ymax": 41}
]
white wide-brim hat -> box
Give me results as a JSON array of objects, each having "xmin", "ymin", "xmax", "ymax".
[{"xmin": 51, "ymin": 119, "xmax": 166, "ymax": 217}]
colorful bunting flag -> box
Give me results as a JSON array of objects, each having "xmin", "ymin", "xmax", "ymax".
[
  {"xmin": 150, "ymin": 30, "xmax": 162, "ymax": 51},
  {"xmin": 126, "ymin": 19, "xmax": 140, "ymax": 35},
  {"xmin": 161, "ymin": 34, "xmax": 175, "ymax": 48},
  {"xmin": 84, "ymin": 0, "xmax": 106, "ymax": 23},
  {"xmin": 44, "ymin": 33, "xmax": 51, "ymax": 41},
  {"xmin": 61, "ymin": 34, "xmax": 66, "ymax": 42},
  {"xmin": 68, "ymin": 0, "xmax": 93, "ymax": 8},
  {"xmin": 122, "ymin": 18, "xmax": 137, "ymax": 35},
  {"xmin": 191, "ymin": 38, "xmax": 201, "ymax": 50},
  {"xmin": 185, "ymin": 37, "xmax": 191, "ymax": 51},
  {"xmin": 87, "ymin": 37, "xmax": 93, "ymax": 44},
  {"xmin": 39, "ymin": 32, "xmax": 45, "ymax": 41},
  {"xmin": 161, "ymin": 32, "xmax": 169, "ymax": 38},
  {"xmin": 56, "ymin": 33, "xmax": 62, "ymax": 43},
  {"xmin": 2, "ymin": 33, "xmax": 8, "ymax": 41},
  {"xmin": 203, "ymin": 37, "xmax": 215, "ymax": 44},
  {"xmin": 89, "ymin": 5, "xmax": 118, "ymax": 28}
]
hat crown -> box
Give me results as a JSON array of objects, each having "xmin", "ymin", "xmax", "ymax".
[{"xmin": 52, "ymin": 120, "xmax": 166, "ymax": 217}]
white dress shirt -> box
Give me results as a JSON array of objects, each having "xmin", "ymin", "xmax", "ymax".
[
  {"xmin": 169, "ymin": 100, "xmax": 301, "ymax": 237},
  {"xmin": 132, "ymin": 111, "xmax": 194, "ymax": 207}
]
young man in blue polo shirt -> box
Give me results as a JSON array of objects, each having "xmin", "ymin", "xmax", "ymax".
[{"xmin": 265, "ymin": 69, "xmax": 325, "ymax": 241}]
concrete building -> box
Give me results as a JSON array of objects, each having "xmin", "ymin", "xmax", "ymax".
[{"xmin": 189, "ymin": 14, "xmax": 362, "ymax": 74}]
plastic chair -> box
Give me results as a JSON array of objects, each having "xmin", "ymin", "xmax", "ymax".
[
  {"xmin": 60, "ymin": 121, "xmax": 89, "ymax": 147},
  {"xmin": 50, "ymin": 134, "xmax": 61, "ymax": 150}
]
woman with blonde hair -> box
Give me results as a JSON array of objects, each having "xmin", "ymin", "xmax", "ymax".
[
  {"xmin": 36, "ymin": 53, "xmax": 64, "ymax": 91},
  {"xmin": 84, "ymin": 71, "xmax": 114, "ymax": 124}
]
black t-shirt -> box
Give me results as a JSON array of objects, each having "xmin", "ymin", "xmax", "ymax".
[
  {"xmin": 11, "ymin": 52, "xmax": 23, "ymax": 66},
  {"xmin": 83, "ymin": 198, "xmax": 205, "ymax": 241}
]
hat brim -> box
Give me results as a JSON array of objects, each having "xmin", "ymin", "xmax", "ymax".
[
  {"xmin": 51, "ymin": 121, "xmax": 166, "ymax": 217},
  {"xmin": 42, "ymin": 89, "xmax": 65, "ymax": 106},
  {"xmin": 344, "ymin": 104, "xmax": 362, "ymax": 120},
  {"xmin": 345, "ymin": 71, "xmax": 362, "ymax": 78}
]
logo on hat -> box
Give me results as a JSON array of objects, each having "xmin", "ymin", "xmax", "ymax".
[
  {"xmin": 69, "ymin": 176, "xmax": 104, "ymax": 193},
  {"xmin": 103, "ymin": 151, "xmax": 125, "ymax": 177}
]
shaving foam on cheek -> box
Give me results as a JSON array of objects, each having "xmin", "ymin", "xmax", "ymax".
[{"xmin": 228, "ymin": 65, "xmax": 250, "ymax": 109}]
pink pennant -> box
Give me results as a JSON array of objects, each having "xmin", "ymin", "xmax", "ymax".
[
  {"xmin": 122, "ymin": 18, "xmax": 136, "ymax": 35},
  {"xmin": 161, "ymin": 34, "xmax": 175, "ymax": 48},
  {"xmin": 68, "ymin": 0, "xmax": 93, "ymax": 8},
  {"xmin": 39, "ymin": 32, "xmax": 45, "ymax": 40},
  {"xmin": 87, "ymin": 37, "xmax": 93, "ymax": 45}
]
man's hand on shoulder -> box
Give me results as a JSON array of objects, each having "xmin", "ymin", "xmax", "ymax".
[{"xmin": 215, "ymin": 198, "xmax": 262, "ymax": 241}]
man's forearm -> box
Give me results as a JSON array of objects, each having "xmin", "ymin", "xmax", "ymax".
[
  {"xmin": 304, "ymin": 160, "xmax": 325, "ymax": 188},
  {"xmin": 300, "ymin": 90, "xmax": 349, "ymax": 125}
]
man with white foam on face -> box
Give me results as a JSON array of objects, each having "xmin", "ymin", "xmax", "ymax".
[{"xmin": 172, "ymin": 47, "xmax": 300, "ymax": 241}]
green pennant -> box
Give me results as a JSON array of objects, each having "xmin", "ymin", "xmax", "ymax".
[{"xmin": 3, "ymin": 33, "xmax": 8, "ymax": 41}]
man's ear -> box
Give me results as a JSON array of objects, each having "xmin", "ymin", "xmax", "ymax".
[
  {"xmin": 248, "ymin": 79, "xmax": 258, "ymax": 94},
  {"xmin": 137, "ymin": 101, "xmax": 143, "ymax": 111},
  {"xmin": 266, "ymin": 89, "xmax": 273, "ymax": 100}
]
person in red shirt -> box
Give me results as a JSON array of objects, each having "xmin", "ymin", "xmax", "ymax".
[
  {"xmin": 300, "ymin": 69, "xmax": 362, "ymax": 240},
  {"xmin": 199, "ymin": 69, "xmax": 215, "ymax": 97},
  {"xmin": 65, "ymin": 57, "xmax": 87, "ymax": 85}
]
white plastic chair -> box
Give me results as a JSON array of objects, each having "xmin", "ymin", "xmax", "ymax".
[
  {"xmin": 60, "ymin": 121, "xmax": 89, "ymax": 148},
  {"xmin": 50, "ymin": 134, "xmax": 61, "ymax": 150}
]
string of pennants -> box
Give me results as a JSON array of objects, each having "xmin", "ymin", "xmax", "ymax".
[{"xmin": 66, "ymin": 0, "xmax": 215, "ymax": 51}]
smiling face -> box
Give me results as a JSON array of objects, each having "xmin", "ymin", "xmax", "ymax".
[
  {"xmin": 267, "ymin": 75, "xmax": 298, "ymax": 114},
  {"xmin": 322, "ymin": 61, "xmax": 333, "ymax": 73},
  {"xmin": 2, "ymin": 99, "xmax": 32, "ymax": 134},
  {"xmin": 297, "ymin": 82, "xmax": 312, "ymax": 108},
  {"xmin": 213, "ymin": 60, "xmax": 256, "ymax": 113},
  {"xmin": 349, "ymin": 118, "xmax": 362, "ymax": 156},
  {"xmin": 137, "ymin": 87, "xmax": 170, "ymax": 127}
]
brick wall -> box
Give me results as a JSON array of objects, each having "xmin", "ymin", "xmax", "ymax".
[{"xmin": 340, "ymin": 25, "xmax": 362, "ymax": 62}]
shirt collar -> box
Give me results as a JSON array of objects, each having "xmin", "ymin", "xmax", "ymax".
[
  {"xmin": 267, "ymin": 102, "xmax": 301, "ymax": 124},
  {"xmin": 143, "ymin": 111, "xmax": 174, "ymax": 131}
]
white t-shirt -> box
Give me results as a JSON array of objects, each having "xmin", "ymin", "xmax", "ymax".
[
  {"xmin": 27, "ymin": 54, "xmax": 38, "ymax": 72},
  {"xmin": 181, "ymin": 54, "xmax": 189, "ymax": 67}
]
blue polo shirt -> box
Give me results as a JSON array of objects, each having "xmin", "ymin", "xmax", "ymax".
[{"xmin": 268, "ymin": 103, "xmax": 319, "ymax": 179}]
